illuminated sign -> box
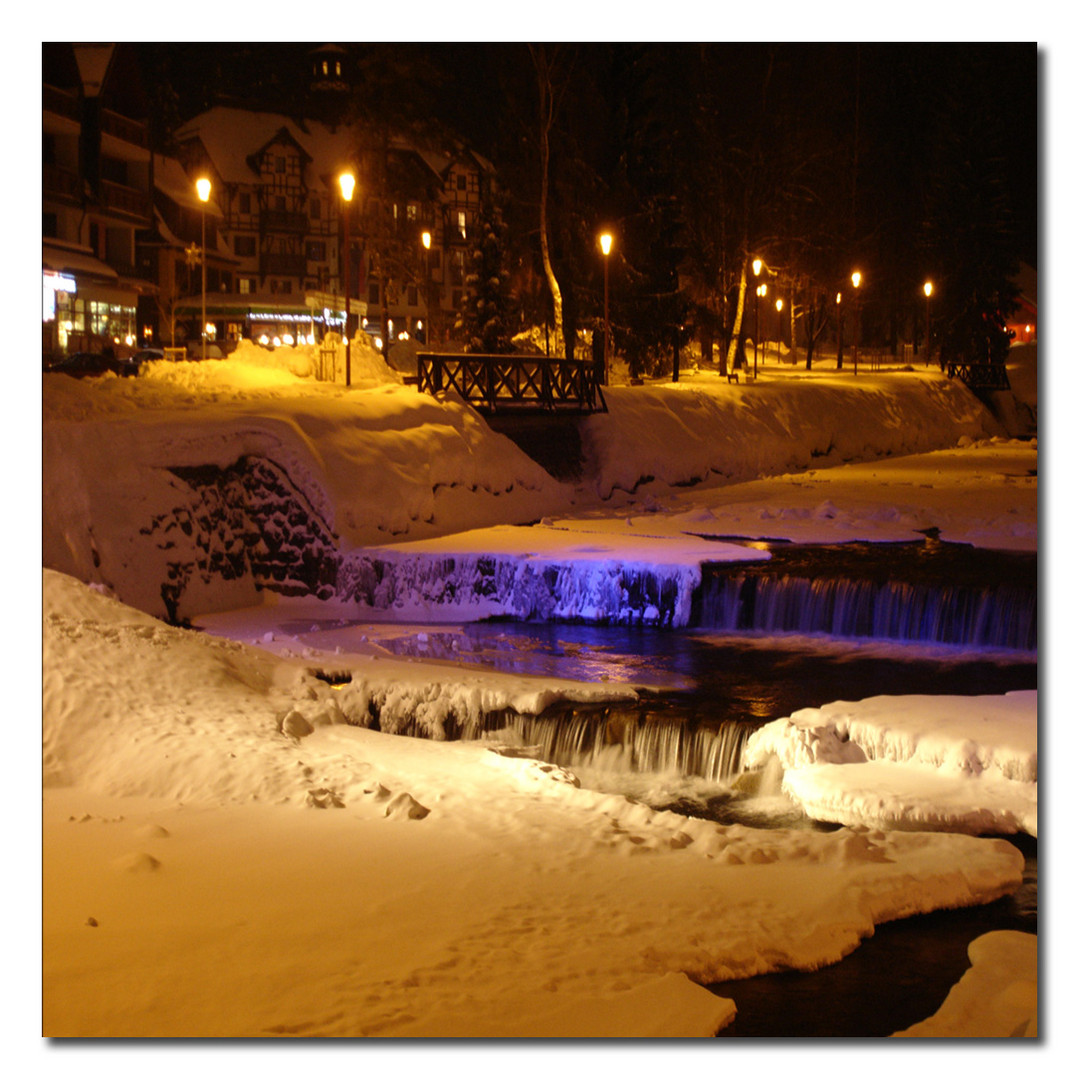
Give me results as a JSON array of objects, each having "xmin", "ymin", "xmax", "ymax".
[{"xmin": 42, "ymin": 271, "xmax": 77, "ymax": 322}]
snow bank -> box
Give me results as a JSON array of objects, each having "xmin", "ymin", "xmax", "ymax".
[
  {"xmin": 581, "ymin": 370, "xmax": 1005, "ymax": 499},
  {"xmin": 42, "ymin": 570, "xmax": 1027, "ymax": 1037},
  {"xmin": 893, "ymin": 931, "xmax": 1038, "ymax": 1037},
  {"xmin": 43, "ymin": 356, "xmax": 1017, "ymax": 624},
  {"xmin": 43, "ymin": 361, "xmax": 570, "ymax": 620},
  {"xmin": 744, "ymin": 692, "xmax": 1037, "ymax": 836}
]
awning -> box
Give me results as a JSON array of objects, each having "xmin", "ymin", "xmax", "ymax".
[{"xmin": 43, "ymin": 242, "xmax": 118, "ymax": 282}]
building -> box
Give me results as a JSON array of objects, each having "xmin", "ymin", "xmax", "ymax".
[
  {"xmin": 42, "ymin": 44, "xmax": 157, "ymax": 359},
  {"xmin": 169, "ymin": 67, "xmax": 494, "ymax": 353}
]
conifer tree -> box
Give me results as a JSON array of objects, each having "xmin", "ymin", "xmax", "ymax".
[{"xmin": 461, "ymin": 193, "xmax": 514, "ymax": 354}]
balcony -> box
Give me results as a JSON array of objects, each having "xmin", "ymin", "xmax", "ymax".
[
  {"xmin": 101, "ymin": 108, "xmax": 149, "ymax": 150},
  {"xmin": 99, "ymin": 178, "xmax": 151, "ymax": 222},
  {"xmin": 261, "ymin": 209, "xmax": 308, "ymax": 234},
  {"xmin": 43, "ymin": 84, "xmax": 80, "ymax": 122},
  {"xmin": 44, "ymin": 162, "xmax": 80, "ymax": 203},
  {"xmin": 260, "ymin": 252, "xmax": 306, "ymax": 277}
]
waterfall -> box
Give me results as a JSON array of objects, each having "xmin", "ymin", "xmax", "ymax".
[
  {"xmin": 697, "ymin": 571, "xmax": 1036, "ymax": 651},
  {"xmin": 463, "ymin": 704, "xmax": 756, "ymax": 783}
]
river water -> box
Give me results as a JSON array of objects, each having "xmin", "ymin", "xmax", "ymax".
[{"xmin": 367, "ymin": 541, "xmax": 1037, "ymax": 1036}]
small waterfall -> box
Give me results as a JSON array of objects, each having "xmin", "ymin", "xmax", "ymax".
[
  {"xmin": 465, "ymin": 704, "xmax": 757, "ymax": 783},
  {"xmin": 698, "ymin": 571, "xmax": 1036, "ymax": 651}
]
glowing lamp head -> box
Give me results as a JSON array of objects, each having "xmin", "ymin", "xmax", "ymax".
[
  {"xmin": 851, "ymin": 271, "xmax": 862, "ymax": 290},
  {"xmin": 836, "ymin": 292, "xmax": 842, "ymax": 305},
  {"xmin": 599, "ymin": 232, "xmax": 613, "ymax": 256},
  {"xmin": 776, "ymin": 298, "xmax": 784, "ymax": 312},
  {"xmin": 339, "ymin": 172, "xmax": 356, "ymax": 202},
  {"xmin": 195, "ymin": 177, "xmax": 211, "ymax": 203},
  {"xmin": 422, "ymin": 230, "xmax": 431, "ymax": 250},
  {"xmin": 752, "ymin": 258, "xmax": 762, "ymax": 277},
  {"xmin": 924, "ymin": 280, "xmax": 933, "ymax": 298}
]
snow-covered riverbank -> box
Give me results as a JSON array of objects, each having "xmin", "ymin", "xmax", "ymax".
[{"xmin": 39, "ymin": 339, "xmax": 1042, "ymax": 1046}]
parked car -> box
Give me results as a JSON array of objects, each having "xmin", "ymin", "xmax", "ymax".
[
  {"xmin": 45, "ymin": 350, "xmax": 133, "ymax": 378},
  {"xmin": 130, "ymin": 348, "xmax": 165, "ymax": 367}
]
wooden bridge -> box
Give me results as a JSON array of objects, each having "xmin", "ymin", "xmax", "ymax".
[
  {"xmin": 416, "ymin": 352, "xmax": 607, "ymax": 414},
  {"xmin": 947, "ymin": 360, "xmax": 1012, "ymax": 391}
]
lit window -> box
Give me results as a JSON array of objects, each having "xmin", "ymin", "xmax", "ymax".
[
  {"xmin": 322, "ymin": 61, "xmax": 329, "ymax": 76},
  {"xmin": 335, "ymin": 61, "xmax": 341, "ymax": 76},
  {"xmin": 457, "ymin": 211, "xmax": 466, "ymax": 238}
]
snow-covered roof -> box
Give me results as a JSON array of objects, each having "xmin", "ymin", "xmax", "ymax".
[
  {"xmin": 43, "ymin": 238, "xmax": 118, "ymax": 280},
  {"xmin": 154, "ymin": 154, "xmax": 224, "ymax": 216},
  {"xmin": 175, "ymin": 106, "xmax": 356, "ymax": 193}
]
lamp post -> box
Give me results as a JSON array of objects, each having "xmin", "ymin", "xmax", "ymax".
[
  {"xmin": 836, "ymin": 291, "xmax": 844, "ymax": 368},
  {"xmin": 422, "ymin": 229, "xmax": 432, "ymax": 346},
  {"xmin": 339, "ymin": 171, "xmax": 356, "ymax": 386},
  {"xmin": 775, "ymin": 297, "xmax": 784, "ymax": 363},
  {"xmin": 599, "ymin": 232, "xmax": 613, "ymax": 385},
  {"xmin": 754, "ymin": 282, "xmax": 767, "ymax": 379},
  {"xmin": 195, "ymin": 177, "xmax": 211, "ymax": 361},
  {"xmin": 923, "ymin": 280, "xmax": 933, "ymax": 367},
  {"xmin": 851, "ymin": 271, "xmax": 862, "ymax": 375},
  {"xmin": 752, "ymin": 258, "xmax": 762, "ymax": 375}
]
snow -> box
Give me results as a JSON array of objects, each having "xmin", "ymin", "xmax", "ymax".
[
  {"xmin": 744, "ymin": 692, "xmax": 1038, "ymax": 836},
  {"xmin": 43, "ymin": 568, "xmax": 1026, "ymax": 1039},
  {"xmin": 892, "ymin": 930, "xmax": 1038, "ymax": 1037},
  {"xmin": 39, "ymin": 340, "xmax": 1043, "ymax": 1045}
]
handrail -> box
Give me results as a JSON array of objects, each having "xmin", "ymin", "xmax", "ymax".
[{"xmin": 417, "ymin": 352, "xmax": 606, "ymax": 413}]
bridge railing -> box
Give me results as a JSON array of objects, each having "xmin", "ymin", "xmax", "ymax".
[
  {"xmin": 946, "ymin": 360, "xmax": 1011, "ymax": 391},
  {"xmin": 416, "ymin": 352, "xmax": 607, "ymax": 413}
]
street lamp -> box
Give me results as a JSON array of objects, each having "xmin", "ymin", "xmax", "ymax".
[
  {"xmin": 339, "ymin": 171, "xmax": 356, "ymax": 386},
  {"xmin": 836, "ymin": 291, "xmax": 843, "ymax": 368},
  {"xmin": 752, "ymin": 258, "xmax": 763, "ymax": 375},
  {"xmin": 421, "ymin": 230, "xmax": 432, "ymax": 346},
  {"xmin": 755, "ymin": 282, "xmax": 767, "ymax": 379},
  {"xmin": 599, "ymin": 232, "xmax": 613, "ymax": 385},
  {"xmin": 195, "ymin": 177, "xmax": 211, "ymax": 361},
  {"xmin": 851, "ymin": 271, "xmax": 862, "ymax": 375},
  {"xmin": 923, "ymin": 280, "xmax": 934, "ymax": 367},
  {"xmin": 775, "ymin": 297, "xmax": 784, "ymax": 364}
]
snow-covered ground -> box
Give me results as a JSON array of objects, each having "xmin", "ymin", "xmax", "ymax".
[
  {"xmin": 43, "ymin": 569, "xmax": 1029, "ymax": 1040},
  {"xmin": 39, "ymin": 337, "xmax": 1043, "ymax": 1049}
]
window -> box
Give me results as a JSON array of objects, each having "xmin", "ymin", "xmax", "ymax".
[
  {"xmin": 280, "ymin": 280, "xmax": 292, "ymax": 295},
  {"xmin": 306, "ymin": 240, "xmax": 326, "ymax": 261},
  {"xmin": 238, "ymin": 277, "xmax": 254, "ymax": 295},
  {"xmin": 309, "ymin": 197, "xmax": 320, "ymax": 219},
  {"xmin": 275, "ymin": 195, "xmax": 286, "ymax": 212},
  {"xmin": 234, "ymin": 236, "xmax": 256, "ymax": 257},
  {"xmin": 275, "ymin": 156, "xmax": 285, "ymax": 173},
  {"xmin": 456, "ymin": 174, "xmax": 467, "ymax": 191},
  {"xmin": 406, "ymin": 203, "xmax": 417, "ymax": 222},
  {"xmin": 238, "ymin": 193, "xmax": 251, "ymax": 214},
  {"xmin": 457, "ymin": 211, "xmax": 467, "ymax": 239}
]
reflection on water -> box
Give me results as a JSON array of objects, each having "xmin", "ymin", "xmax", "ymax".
[{"xmin": 375, "ymin": 621, "xmax": 1037, "ymax": 730}]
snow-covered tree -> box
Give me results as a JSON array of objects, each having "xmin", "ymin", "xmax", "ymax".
[{"xmin": 460, "ymin": 194, "xmax": 514, "ymax": 354}]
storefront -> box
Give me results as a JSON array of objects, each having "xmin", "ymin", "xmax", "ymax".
[
  {"xmin": 43, "ymin": 241, "xmax": 142, "ymax": 358},
  {"xmin": 173, "ymin": 290, "xmax": 360, "ymax": 353}
]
